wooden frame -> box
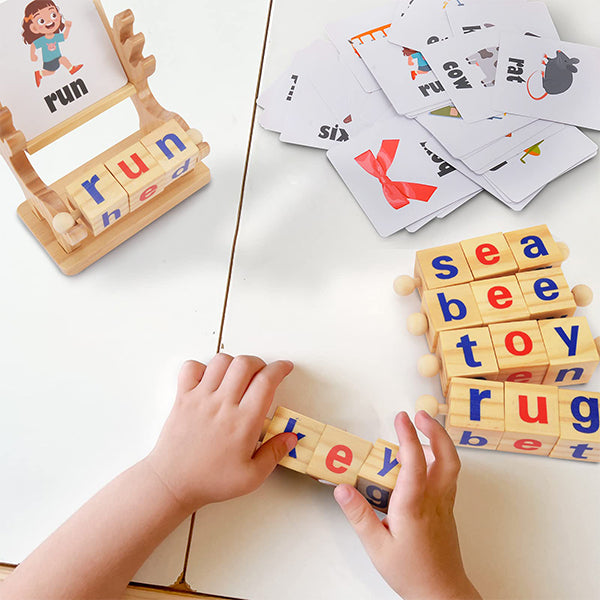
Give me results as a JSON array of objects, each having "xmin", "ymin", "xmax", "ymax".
[{"xmin": 1, "ymin": 1, "xmax": 210, "ymax": 275}]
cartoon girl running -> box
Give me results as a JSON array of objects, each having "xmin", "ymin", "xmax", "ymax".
[
  {"xmin": 22, "ymin": 1, "xmax": 83, "ymax": 88},
  {"xmin": 402, "ymin": 47, "xmax": 432, "ymax": 81}
]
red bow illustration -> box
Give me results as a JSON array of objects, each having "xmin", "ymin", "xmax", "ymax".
[{"xmin": 354, "ymin": 139, "xmax": 437, "ymax": 209}]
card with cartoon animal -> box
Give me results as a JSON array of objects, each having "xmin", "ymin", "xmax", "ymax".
[
  {"xmin": 326, "ymin": 116, "xmax": 481, "ymax": 237},
  {"xmin": 0, "ymin": 0, "xmax": 128, "ymax": 142},
  {"xmin": 446, "ymin": 1, "xmax": 558, "ymax": 39},
  {"xmin": 493, "ymin": 33, "xmax": 600, "ymax": 130},
  {"xmin": 325, "ymin": 2, "xmax": 398, "ymax": 93}
]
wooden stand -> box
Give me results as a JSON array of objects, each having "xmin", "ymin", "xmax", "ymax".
[{"xmin": 2, "ymin": 5, "xmax": 210, "ymax": 275}]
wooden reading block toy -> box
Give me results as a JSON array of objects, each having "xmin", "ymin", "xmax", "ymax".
[
  {"xmin": 394, "ymin": 225, "xmax": 570, "ymax": 298},
  {"xmin": 417, "ymin": 379, "xmax": 600, "ymax": 462},
  {"xmin": 0, "ymin": 0, "xmax": 210, "ymax": 275}
]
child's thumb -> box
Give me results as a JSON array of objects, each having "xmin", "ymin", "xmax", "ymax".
[{"xmin": 252, "ymin": 432, "xmax": 297, "ymax": 479}]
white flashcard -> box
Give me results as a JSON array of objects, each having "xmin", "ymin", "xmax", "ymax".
[
  {"xmin": 422, "ymin": 28, "xmax": 505, "ymax": 122},
  {"xmin": 326, "ymin": 3, "xmax": 398, "ymax": 93},
  {"xmin": 327, "ymin": 116, "xmax": 481, "ymax": 236},
  {"xmin": 493, "ymin": 33, "xmax": 600, "ymax": 131},
  {"xmin": 0, "ymin": 0, "xmax": 128, "ymax": 141}
]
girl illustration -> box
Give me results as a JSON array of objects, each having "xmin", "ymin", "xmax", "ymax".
[
  {"xmin": 22, "ymin": 0, "xmax": 83, "ymax": 88},
  {"xmin": 402, "ymin": 47, "xmax": 432, "ymax": 81}
]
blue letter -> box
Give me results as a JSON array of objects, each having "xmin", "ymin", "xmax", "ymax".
[
  {"xmin": 431, "ymin": 255, "xmax": 459, "ymax": 280},
  {"xmin": 377, "ymin": 447, "xmax": 399, "ymax": 477},
  {"xmin": 554, "ymin": 325, "xmax": 579, "ymax": 357},
  {"xmin": 521, "ymin": 235, "xmax": 548, "ymax": 259},
  {"xmin": 534, "ymin": 278, "xmax": 559, "ymax": 301},
  {"xmin": 363, "ymin": 484, "xmax": 390, "ymax": 510},
  {"xmin": 156, "ymin": 133, "xmax": 186, "ymax": 160},
  {"xmin": 555, "ymin": 367, "xmax": 584, "ymax": 383},
  {"xmin": 456, "ymin": 334, "xmax": 482, "ymax": 368},
  {"xmin": 571, "ymin": 396, "xmax": 600, "ymax": 434},
  {"xmin": 469, "ymin": 387, "xmax": 491, "ymax": 421},
  {"xmin": 82, "ymin": 175, "xmax": 106, "ymax": 205},
  {"xmin": 172, "ymin": 158, "xmax": 192, "ymax": 180},
  {"xmin": 283, "ymin": 418, "xmax": 305, "ymax": 459},
  {"xmin": 102, "ymin": 209, "xmax": 121, "ymax": 227},
  {"xmin": 437, "ymin": 292, "xmax": 467, "ymax": 322},
  {"xmin": 570, "ymin": 444, "xmax": 594, "ymax": 460},
  {"xmin": 459, "ymin": 431, "xmax": 488, "ymax": 447}
]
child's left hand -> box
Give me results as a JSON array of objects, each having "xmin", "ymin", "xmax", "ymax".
[{"xmin": 145, "ymin": 354, "xmax": 298, "ymax": 515}]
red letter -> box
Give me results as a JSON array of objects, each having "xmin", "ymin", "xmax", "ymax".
[
  {"xmin": 118, "ymin": 153, "xmax": 150, "ymax": 179},
  {"xmin": 140, "ymin": 184, "xmax": 159, "ymax": 202},
  {"xmin": 518, "ymin": 395, "xmax": 548, "ymax": 424},
  {"xmin": 514, "ymin": 439, "xmax": 542, "ymax": 451},
  {"xmin": 505, "ymin": 331, "xmax": 533, "ymax": 356},
  {"xmin": 475, "ymin": 243, "xmax": 500, "ymax": 265},
  {"xmin": 488, "ymin": 286, "xmax": 513, "ymax": 309},
  {"xmin": 507, "ymin": 371, "xmax": 533, "ymax": 383},
  {"xmin": 325, "ymin": 445, "xmax": 353, "ymax": 474}
]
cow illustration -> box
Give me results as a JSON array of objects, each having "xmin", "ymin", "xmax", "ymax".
[{"xmin": 465, "ymin": 46, "xmax": 499, "ymax": 88}]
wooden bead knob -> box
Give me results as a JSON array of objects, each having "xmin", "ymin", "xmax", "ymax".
[
  {"xmin": 595, "ymin": 337, "xmax": 600, "ymax": 355},
  {"xmin": 53, "ymin": 212, "xmax": 76, "ymax": 234},
  {"xmin": 187, "ymin": 128, "xmax": 204, "ymax": 146},
  {"xmin": 394, "ymin": 275, "xmax": 417, "ymax": 296},
  {"xmin": 417, "ymin": 354, "xmax": 440, "ymax": 377},
  {"xmin": 572, "ymin": 285, "xmax": 593, "ymax": 307},
  {"xmin": 416, "ymin": 395, "xmax": 441, "ymax": 417},
  {"xmin": 557, "ymin": 241, "xmax": 570, "ymax": 261},
  {"xmin": 407, "ymin": 313, "xmax": 429, "ymax": 336}
]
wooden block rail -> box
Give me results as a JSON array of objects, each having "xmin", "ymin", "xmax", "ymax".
[
  {"xmin": 416, "ymin": 378, "xmax": 600, "ymax": 462},
  {"xmin": 417, "ymin": 317, "xmax": 600, "ymax": 393},
  {"xmin": 263, "ymin": 407, "xmax": 401, "ymax": 514}
]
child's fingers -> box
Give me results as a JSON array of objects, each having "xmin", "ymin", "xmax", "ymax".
[
  {"xmin": 388, "ymin": 412, "xmax": 427, "ymax": 514},
  {"xmin": 217, "ymin": 355, "xmax": 267, "ymax": 403},
  {"xmin": 334, "ymin": 485, "xmax": 390, "ymax": 559},
  {"xmin": 177, "ymin": 360, "xmax": 207, "ymax": 393},
  {"xmin": 200, "ymin": 353, "xmax": 234, "ymax": 391},
  {"xmin": 414, "ymin": 411, "xmax": 461, "ymax": 497},
  {"xmin": 249, "ymin": 432, "xmax": 297, "ymax": 483},
  {"xmin": 241, "ymin": 360, "xmax": 294, "ymax": 417}
]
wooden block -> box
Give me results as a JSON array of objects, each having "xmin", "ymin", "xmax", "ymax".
[
  {"xmin": 488, "ymin": 320, "xmax": 549, "ymax": 384},
  {"xmin": 306, "ymin": 425, "xmax": 373, "ymax": 486},
  {"xmin": 141, "ymin": 120, "xmax": 200, "ymax": 184},
  {"xmin": 503, "ymin": 225, "xmax": 563, "ymax": 271},
  {"xmin": 356, "ymin": 439, "xmax": 401, "ymax": 513},
  {"xmin": 539, "ymin": 317, "xmax": 600, "ymax": 386},
  {"xmin": 437, "ymin": 327, "xmax": 499, "ymax": 395},
  {"xmin": 65, "ymin": 165, "xmax": 129, "ymax": 236},
  {"xmin": 470, "ymin": 275, "xmax": 530, "ymax": 325},
  {"xmin": 262, "ymin": 407, "xmax": 326, "ymax": 474},
  {"xmin": 414, "ymin": 243, "xmax": 473, "ymax": 294},
  {"xmin": 460, "ymin": 232, "xmax": 518, "ymax": 280},
  {"xmin": 421, "ymin": 283, "xmax": 483, "ymax": 351},
  {"xmin": 496, "ymin": 382, "xmax": 560, "ymax": 456},
  {"xmin": 105, "ymin": 142, "xmax": 168, "ymax": 212},
  {"xmin": 445, "ymin": 378, "xmax": 505, "ymax": 450},
  {"xmin": 516, "ymin": 267, "xmax": 577, "ymax": 320},
  {"xmin": 549, "ymin": 390, "xmax": 600, "ymax": 462}
]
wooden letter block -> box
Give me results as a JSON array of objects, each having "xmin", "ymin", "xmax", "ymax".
[
  {"xmin": 141, "ymin": 120, "xmax": 200, "ymax": 184},
  {"xmin": 65, "ymin": 165, "xmax": 129, "ymax": 236},
  {"xmin": 445, "ymin": 378, "xmax": 505, "ymax": 450},
  {"xmin": 488, "ymin": 320, "xmax": 549, "ymax": 384},
  {"xmin": 421, "ymin": 283, "xmax": 483, "ymax": 351},
  {"xmin": 105, "ymin": 142, "xmax": 168, "ymax": 212},
  {"xmin": 306, "ymin": 425, "xmax": 373, "ymax": 486},
  {"xmin": 262, "ymin": 407, "xmax": 326, "ymax": 474},
  {"xmin": 460, "ymin": 232, "xmax": 518, "ymax": 281},
  {"xmin": 414, "ymin": 243, "xmax": 473, "ymax": 295},
  {"xmin": 539, "ymin": 317, "xmax": 600, "ymax": 386},
  {"xmin": 550, "ymin": 390, "xmax": 600, "ymax": 462},
  {"xmin": 437, "ymin": 327, "xmax": 499, "ymax": 394},
  {"xmin": 497, "ymin": 382, "xmax": 560, "ymax": 456},
  {"xmin": 356, "ymin": 439, "xmax": 401, "ymax": 513},
  {"xmin": 470, "ymin": 275, "xmax": 530, "ymax": 325},
  {"xmin": 516, "ymin": 267, "xmax": 577, "ymax": 320},
  {"xmin": 503, "ymin": 225, "xmax": 563, "ymax": 271}
]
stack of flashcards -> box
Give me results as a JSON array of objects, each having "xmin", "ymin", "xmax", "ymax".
[{"xmin": 257, "ymin": 0, "xmax": 599, "ymax": 236}]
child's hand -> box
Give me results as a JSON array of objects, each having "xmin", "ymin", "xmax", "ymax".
[
  {"xmin": 334, "ymin": 411, "xmax": 482, "ymax": 600},
  {"xmin": 145, "ymin": 354, "xmax": 298, "ymax": 515}
]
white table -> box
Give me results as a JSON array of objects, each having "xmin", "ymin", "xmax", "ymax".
[{"xmin": 1, "ymin": 0, "xmax": 599, "ymax": 599}]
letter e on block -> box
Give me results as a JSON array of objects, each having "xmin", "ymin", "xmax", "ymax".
[
  {"xmin": 550, "ymin": 390, "xmax": 600, "ymax": 462},
  {"xmin": 65, "ymin": 165, "xmax": 129, "ymax": 236},
  {"xmin": 497, "ymin": 382, "xmax": 559, "ymax": 456},
  {"xmin": 262, "ymin": 407, "xmax": 326, "ymax": 474},
  {"xmin": 516, "ymin": 268, "xmax": 577, "ymax": 320},
  {"xmin": 356, "ymin": 439, "xmax": 401, "ymax": 513},
  {"xmin": 470, "ymin": 275, "xmax": 530, "ymax": 324},
  {"xmin": 460, "ymin": 232, "xmax": 518, "ymax": 280},
  {"xmin": 306, "ymin": 425, "xmax": 372, "ymax": 486}
]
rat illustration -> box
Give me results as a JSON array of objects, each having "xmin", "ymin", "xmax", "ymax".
[{"xmin": 527, "ymin": 50, "xmax": 580, "ymax": 100}]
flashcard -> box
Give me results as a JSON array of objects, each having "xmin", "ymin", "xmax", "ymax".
[
  {"xmin": 447, "ymin": 1, "xmax": 558, "ymax": 39},
  {"xmin": 358, "ymin": 36, "xmax": 451, "ymax": 117},
  {"xmin": 327, "ymin": 116, "xmax": 481, "ymax": 236},
  {"xmin": 0, "ymin": 0, "xmax": 128, "ymax": 142},
  {"xmin": 422, "ymin": 28, "xmax": 504, "ymax": 122},
  {"xmin": 416, "ymin": 106, "xmax": 533, "ymax": 158},
  {"xmin": 493, "ymin": 33, "xmax": 600, "ymax": 130},
  {"xmin": 326, "ymin": 3, "xmax": 398, "ymax": 93}
]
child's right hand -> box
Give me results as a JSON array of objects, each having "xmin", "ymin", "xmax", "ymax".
[{"xmin": 334, "ymin": 411, "xmax": 482, "ymax": 600}]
